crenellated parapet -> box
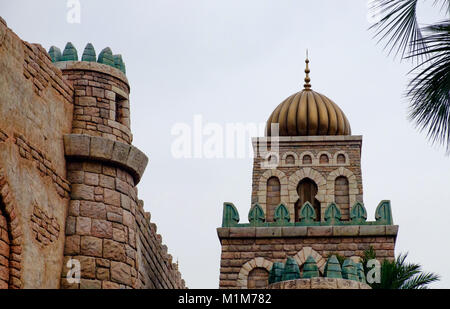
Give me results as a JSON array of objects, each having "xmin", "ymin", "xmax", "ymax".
[
  {"xmin": 49, "ymin": 42, "xmax": 126, "ymax": 74},
  {"xmin": 48, "ymin": 42, "xmax": 132, "ymax": 144},
  {"xmin": 221, "ymin": 200, "xmax": 395, "ymax": 228},
  {"xmin": 218, "ymin": 200, "xmax": 398, "ymax": 289},
  {"xmin": 135, "ymin": 200, "xmax": 186, "ymax": 288}
]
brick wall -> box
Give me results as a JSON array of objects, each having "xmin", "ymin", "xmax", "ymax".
[
  {"xmin": 0, "ymin": 207, "xmax": 9, "ymax": 289},
  {"xmin": 135, "ymin": 203, "xmax": 185, "ymax": 288},
  {"xmin": 0, "ymin": 17, "xmax": 73, "ymax": 288},
  {"xmin": 59, "ymin": 62, "xmax": 132, "ymax": 144},
  {"xmin": 0, "ymin": 17, "xmax": 185, "ymax": 289},
  {"xmin": 62, "ymin": 160, "xmax": 140, "ymax": 289},
  {"xmin": 217, "ymin": 225, "xmax": 397, "ymax": 289},
  {"xmin": 61, "ymin": 159, "xmax": 185, "ymax": 289},
  {"xmin": 61, "ymin": 62, "xmax": 185, "ymax": 289}
]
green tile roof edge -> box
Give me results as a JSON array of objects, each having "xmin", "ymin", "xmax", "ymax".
[{"xmin": 221, "ymin": 200, "xmax": 394, "ymax": 227}]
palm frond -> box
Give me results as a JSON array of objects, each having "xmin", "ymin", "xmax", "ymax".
[
  {"xmin": 401, "ymin": 272, "xmax": 441, "ymax": 289},
  {"xmin": 370, "ymin": 252, "xmax": 440, "ymax": 289},
  {"xmin": 407, "ymin": 21, "xmax": 450, "ymax": 151},
  {"xmin": 369, "ymin": 0, "xmax": 425, "ymax": 60}
]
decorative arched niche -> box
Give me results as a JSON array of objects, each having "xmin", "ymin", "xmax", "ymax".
[
  {"xmin": 257, "ymin": 170, "xmax": 288, "ymax": 220},
  {"xmin": 293, "ymin": 247, "xmax": 326, "ymax": 275},
  {"xmin": 288, "ymin": 168, "xmax": 326, "ymax": 221},
  {"xmin": 237, "ymin": 257, "xmax": 273, "ymax": 289},
  {"xmin": 326, "ymin": 167, "xmax": 359, "ymax": 220},
  {"xmin": 281, "ymin": 151, "xmax": 298, "ymax": 166},
  {"xmin": 333, "ymin": 151, "xmax": 350, "ymax": 166}
]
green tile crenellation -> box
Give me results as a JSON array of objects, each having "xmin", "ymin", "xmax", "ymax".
[
  {"xmin": 47, "ymin": 42, "xmax": 127, "ymax": 74},
  {"xmin": 269, "ymin": 255, "xmax": 366, "ymax": 284},
  {"xmin": 221, "ymin": 200, "xmax": 394, "ymax": 227}
]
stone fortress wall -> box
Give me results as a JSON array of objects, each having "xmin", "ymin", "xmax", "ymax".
[{"xmin": 0, "ymin": 17, "xmax": 185, "ymax": 289}]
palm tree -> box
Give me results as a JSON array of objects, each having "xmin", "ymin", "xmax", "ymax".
[
  {"xmin": 362, "ymin": 248, "xmax": 440, "ymax": 289},
  {"xmin": 369, "ymin": 0, "xmax": 450, "ymax": 152}
]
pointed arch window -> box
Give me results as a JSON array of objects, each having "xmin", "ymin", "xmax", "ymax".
[
  {"xmin": 295, "ymin": 178, "xmax": 321, "ymax": 222},
  {"xmin": 266, "ymin": 176, "xmax": 280, "ymax": 222}
]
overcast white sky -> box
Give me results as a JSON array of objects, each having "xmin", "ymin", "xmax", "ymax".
[{"xmin": 2, "ymin": 0, "xmax": 449, "ymax": 288}]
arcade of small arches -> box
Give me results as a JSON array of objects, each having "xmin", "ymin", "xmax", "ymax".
[
  {"xmin": 257, "ymin": 167, "xmax": 358, "ymax": 222},
  {"xmin": 263, "ymin": 151, "xmax": 350, "ymax": 168}
]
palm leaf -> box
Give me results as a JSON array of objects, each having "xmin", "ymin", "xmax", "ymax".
[
  {"xmin": 370, "ymin": 0, "xmax": 450, "ymax": 152},
  {"xmin": 369, "ymin": 0, "xmax": 425, "ymax": 59},
  {"xmin": 401, "ymin": 272, "xmax": 441, "ymax": 289},
  {"xmin": 407, "ymin": 21, "xmax": 450, "ymax": 151},
  {"xmin": 370, "ymin": 252, "xmax": 440, "ymax": 289}
]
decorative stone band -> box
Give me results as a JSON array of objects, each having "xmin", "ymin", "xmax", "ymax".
[
  {"xmin": 54, "ymin": 61, "xmax": 129, "ymax": 92},
  {"xmin": 269, "ymin": 278, "xmax": 371, "ymax": 289},
  {"xmin": 252, "ymin": 135, "xmax": 363, "ymax": 144},
  {"xmin": 217, "ymin": 225, "xmax": 399, "ymax": 239},
  {"xmin": 63, "ymin": 134, "xmax": 148, "ymax": 184}
]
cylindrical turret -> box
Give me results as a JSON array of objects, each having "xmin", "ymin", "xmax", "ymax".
[{"xmin": 53, "ymin": 43, "xmax": 147, "ymax": 289}]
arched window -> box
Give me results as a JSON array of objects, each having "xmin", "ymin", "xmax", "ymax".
[
  {"xmin": 266, "ymin": 177, "xmax": 280, "ymax": 222},
  {"xmin": 319, "ymin": 154, "xmax": 329, "ymax": 164},
  {"xmin": 295, "ymin": 178, "xmax": 321, "ymax": 222},
  {"xmin": 335, "ymin": 176, "xmax": 350, "ymax": 220},
  {"xmin": 285, "ymin": 155, "xmax": 295, "ymax": 165},
  {"xmin": 302, "ymin": 155, "xmax": 312, "ymax": 165},
  {"xmin": 337, "ymin": 154, "xmax": 346, "ymax": 164},
  {"xmin": 247, "ymin": 267, "xmax": 269, "ymax": 289},
  {"xmin": 267, "ymin": 155, "xmax": 278, "ymax": 166},
  {"xmin": 0, "ymin": 199, "xmax": 10, "ymax": 289}
]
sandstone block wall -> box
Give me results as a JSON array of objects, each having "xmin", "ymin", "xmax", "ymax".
[
  {"xmin": 0, "ymin": 206, "xmax": 9, "ymax": 289},
  {"xmin": 61, "ymin": 160, "xmax": 140, "ymax": 289},
  {"xmin": 58, "ymin": 61, "xmax": 132, "ymax": 144},
  {"xmin": 59, "ymin": 58, "xmax": 185, "ymax": 289},
  {"xmin": 0, "ymin": 17, "xmax": 185, "ymax": 289},
  {"xmin": 0, "ymin": 17, "xmax": 74, "ymax": 288},
  {"xmin": 135, "ymin": 203, "xmax": 185, "ymax": 288},
  {"xmin": 217, "ymin": 225, "xmax": 397, "ymax": 289}
]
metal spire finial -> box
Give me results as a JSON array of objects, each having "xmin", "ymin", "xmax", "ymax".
[{"xmin": 304, "ymin": 49, "xmax": 311, "ymax": 89}]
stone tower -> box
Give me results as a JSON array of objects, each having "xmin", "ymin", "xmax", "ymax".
[
  {"xmin": 54, "ymin": 43, "xmax": 147, "ymax": 289},
  {"xmin": 0, "ymin": 19, "xmax": 185, "ymax": 289},
  {"xmin": 217, "ymin": 57, "xmax": 399, "ymax": 289}
]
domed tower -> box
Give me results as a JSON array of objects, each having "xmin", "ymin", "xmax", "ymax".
[
  {"xmin": 255, "ymin": 56, "xmax": 361, "ymax": 222},
  {"xmin": 217, "ymin": 55, "xmax": 398, "ymax": 289}
]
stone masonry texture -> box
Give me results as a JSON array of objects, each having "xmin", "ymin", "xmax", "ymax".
[
  {"xmin": 0, "ymin": 17, "xmax": 185, "ymax": 289},
  {"xmin": 218, "ymin": 228, "xmax": 397, "ymax": 289}
]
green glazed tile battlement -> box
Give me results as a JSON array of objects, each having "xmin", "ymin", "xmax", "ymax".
[
  {"xmin": 48, "ymin": 42, "xmax": 127, "ymax": 74},
  {"xmin": 269, "ymin": 255, "xmax": 366, "ymax": 284},
  {"xmin": 220, "ymin": 200, "xmax": 395, "ymax": 228}
]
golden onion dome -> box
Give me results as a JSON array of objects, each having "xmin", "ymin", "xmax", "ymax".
[{"xmin": 266, "ymin": 55, "xmax": 351, "ymax": 136}]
